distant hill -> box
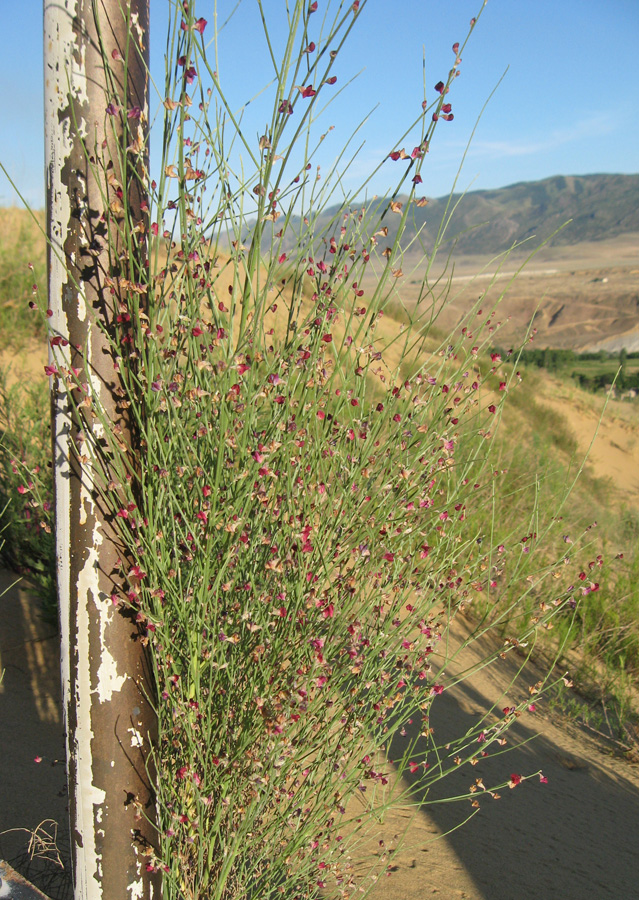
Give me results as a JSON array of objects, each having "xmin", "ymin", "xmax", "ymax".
[{"xmin": 311, "ymin": 173, "xmax": 639, "ymax": 257}]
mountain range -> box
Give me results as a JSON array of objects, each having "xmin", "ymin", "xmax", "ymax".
[{"xmin": 314, "ymin": 173, "xmax": 639, "ymax": 257}]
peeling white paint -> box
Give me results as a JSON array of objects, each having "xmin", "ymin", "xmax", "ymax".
[
  {"xmin": 128, "ymin": 848, "xmax": 150, "ymax": 900},
  {"xmin": 95, "ymin": 583, "xmax": 128, "ymax": 704},
  {"xmin": 128, "ymin": 727, "xmax": 144, "ymax": 749},
  {"xmin": 75, "ymin": 517, "xmax": 108, "ymax": 898},
  {"xmin": 44, "ymin": 0, "xmax": 90, "ymax": 348},
  {"xmin": 46, "ymin": 3, "xmax": 155, "ymax": 896},
  {"xmin": 95, "ymin": 655, "xmax": 127, "ymax": 705},
  {"xmin": 130, "ymin": 10, "xmax": 143, "ymax": 42},
  {"xmin": 43, "ymin": 0, "xmax": 77, "ymax": 882},
  {"xmin": 45, "ymin": 3, "xmax": 104, "ymax": 898},
  {"xmin": 44, "ymin": 0, "xmax": 76, "ymax": 749},
  {"xmin": 129, "ymin": 876, "xmax": 145, "ymax": 900}
]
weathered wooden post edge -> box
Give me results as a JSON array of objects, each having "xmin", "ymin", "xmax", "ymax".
[{"xmin": 43, "ymin": 1, "xmax": 160, "ymax": 898}]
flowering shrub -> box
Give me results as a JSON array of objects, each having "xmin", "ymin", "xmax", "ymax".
[{"xmin": 30, "ymin": 1, "xmax": 601, "ymax": 897}]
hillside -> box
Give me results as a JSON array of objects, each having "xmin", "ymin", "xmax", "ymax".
[
  {"xmin": 396, "ymin": 173, "xmax": 639, "ymax": 256},
  {"xmin": 331, "ymin": 173, "xmax": 639, "ymax": 257}
]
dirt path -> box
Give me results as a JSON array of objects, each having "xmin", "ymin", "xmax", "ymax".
[{"xmin": 361, "ymin": 623, "xmax": 639, "ymax": 900}]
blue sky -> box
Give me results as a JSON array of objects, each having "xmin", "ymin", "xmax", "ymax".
[{"xmin": 2, "ymin": 0, "xmax": 638, "ymax": 209}]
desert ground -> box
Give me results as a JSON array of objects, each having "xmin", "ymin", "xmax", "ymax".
[{"xmin": 362, "ymin": 234, "xmax": 639, "ymax": 352}]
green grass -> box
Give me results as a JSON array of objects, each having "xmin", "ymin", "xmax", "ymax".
[
  {"xmin": 492, "ymin": 345, "xmax": 639, "ymax": 396},
  {"xmin": 570, "ymin": 361, "xmax": 639, "ymax": 378}
]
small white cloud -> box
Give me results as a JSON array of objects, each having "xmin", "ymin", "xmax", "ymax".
[{"xmin": 466, "ymin": 112, "xmax": 618, "ymax": 160}]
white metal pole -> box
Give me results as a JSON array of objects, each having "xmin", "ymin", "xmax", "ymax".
[{"xmin": 43, "ymin": 2, "xmax": 159, "ymax": 897}]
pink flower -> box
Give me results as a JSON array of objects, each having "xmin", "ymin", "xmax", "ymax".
[{"xmin": 194, "ymin": 17, "xmax": 207, "ymax": 34}]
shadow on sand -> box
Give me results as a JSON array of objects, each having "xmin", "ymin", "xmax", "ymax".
[
  {"xmin": 0, "ymin": 571, "xmax": 71, "ymax": 899},
  {"xmin": 383, "ymin": 635, "xmax": 639, "ymax": 900}
]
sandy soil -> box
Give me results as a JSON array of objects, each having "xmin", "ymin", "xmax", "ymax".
[
  {"xmin": 365, "ymin": 235, "xmax": 639, "ymax": 353},
  {"xmin": 0, "ymin": 341, "xmax": 47, "ymax": 387},
  {"xmin": 359, "ymin": 622, "xmax": 639, "ymax": 900},
  {"xmin": 536, "ymin": 378, "xmax": 639, "ymax": 503}
]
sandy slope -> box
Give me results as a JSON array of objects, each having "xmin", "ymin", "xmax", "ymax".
[
  {"xmin": 358, "ymin": 622, "xmax": 639, "ymax": 900},
  {"xmin": 537, "ymin": 378, "xmax": 639, "ymax": 504}
]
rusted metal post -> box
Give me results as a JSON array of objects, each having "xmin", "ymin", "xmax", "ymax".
[{"xmin": 43, "ymin": 2, "xmax": 159, "ymax": 898}]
